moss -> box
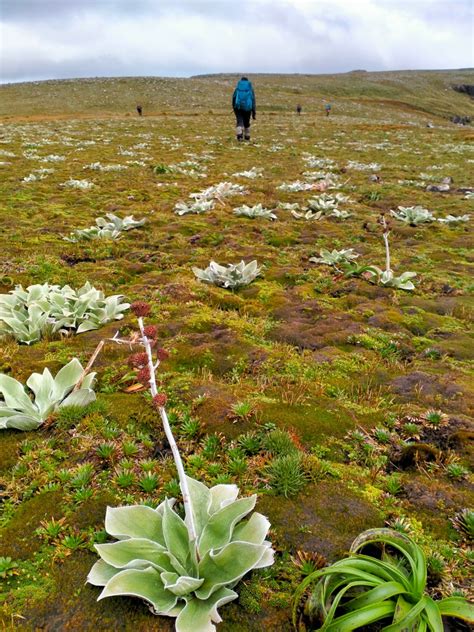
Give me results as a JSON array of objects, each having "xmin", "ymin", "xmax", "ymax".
[
  {"xmin": 0, "ymin": 491, "xmax": 64, "ymax": 560},
  {"xmin": 16, "ymin": 551, "xmax": 175, "ymax": 631},
  {"xmin": 70, "ymin": 491, "xmax": 118, "ymax": 531},
  {"xmin": 258, "ymin": 481, "xmax": 383, "ymax": 560},
  {"xmin": 0, "ymin": 431, "xmax": 22, "ymax": 473},
  {"xmin": 259, "ymin": 401, "xmax": 355, "ymax": 445}
]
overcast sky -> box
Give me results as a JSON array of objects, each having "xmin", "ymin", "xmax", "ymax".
[{"xmin": 0, "ymin": 0, "xmax": 473, "ymax": 83}]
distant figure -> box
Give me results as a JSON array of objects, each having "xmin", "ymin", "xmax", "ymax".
[
  {"xmin": 296, "ymin": 104, "xmax": 302, "ymax": 115},
  {"xmin": 136, "ymin": 104, "xmax": 143, "ymax": 116},
  {"xmin": 232, "ymin": 76, "xmax": 256, "ymax": 141},
  {"xmin": 325, "ymin": 103, "xmax": 332, "ymax": 117}
]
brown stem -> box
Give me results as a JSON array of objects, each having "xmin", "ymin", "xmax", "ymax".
[{"xmin": 73, "ymin": 340, "xmax": 104, "ymax": 392}]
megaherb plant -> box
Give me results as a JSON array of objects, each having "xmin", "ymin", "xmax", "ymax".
[
  {"xmin": 0, "ymin": 358, "xmax": 96, "ymax": 430},
  {"xmin": 174, "ymin": 200, "xmax": 215, "ymax": 216},
  {"xmin": 192, "ymin": 261, "xmax": 261, "ymax": 289},
  {"xmin": 233, "ymin": 204, "xmax": 277, "ymax": 220},
  {"xmin": 437, "ymin": 214, "xmax": 470, "ymax": 224},
  {"xmin": 89, "ymin": 304, "xmax": 274, "ymax": 631},
  {"xmin": 0, "ymin": 282, "xmax": 129, "ymax": 344},
  {"xmin": 371, "ymin": 215, "xmax": 417, "ymax": 291},
  {"xmin": 390, "ymin": 206, "xmax": 435, "ymax": 226},
  {"xmin": 310, "ymin": 249, "xmax": 359, "ymax": 268},
  {"xmin": 64, "ymin": 213, "xmax": 145, "ymax": 242},
  {"xmin": 294, "ymin": 528, "xmax": 474, "ymax": 631}
]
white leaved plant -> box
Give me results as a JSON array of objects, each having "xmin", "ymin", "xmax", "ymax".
[
  {"xmin": 174, "ymin": 200, "xmax": 215, "ymax": 216},
  {"xmin": 0, "ymin": 358, "xmax": 96, "ymax": 431},
  {"xmin": 437, "ymin": 214, "xmax": 470, "ymax": 224},
  {"xmin": 192, "ymin": 261, "xmax": 261, "ymax": 289},
  {"xmin": 88, "ymin": 478, "xmax": 274, "ymax": 632},
  {"xmin": 310, "ymin": 248, "xmax": 359, "ymax": 267},
  {"xmin": 65, "ymin": 214, "xmax": 145, "ymax": 242},
  {"xmin": 233, "ymin": 204, "xmax": 277, "ymax": 220},
  {"xmin": 390, "ymin": 206, "xmax": 435, "ymax": 226},
  {"xmin": 0, "ymin": 282, "xmax": 129, "ymax": 344}
]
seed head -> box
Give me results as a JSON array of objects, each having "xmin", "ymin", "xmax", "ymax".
[
  {"xmin": 128, "ymin": 352, "xmax": 148, "ymax": 368},
  {"xmin": 153, "ymin": 393, "xmax": 168, "ymax": 408},
  {"xmin": 137, "ymin": 366, "xmax": 151, "ymax": 385},
  {"xmin": 156, "ymin": 348, "xmax": 170, "ymax": 361},
  {"xmin": 131, "ymin": 301, "xmax": 151, "ymax": 317},
  {"xmin": 143, "ymin": 324, "xmax": 158, "ymax": 339}
]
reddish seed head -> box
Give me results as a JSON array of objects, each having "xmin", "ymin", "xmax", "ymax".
[
  {"xmin": 156, "ymin": 348, "xmax": 170, "ymax": 361},
  {"xmin": 153, "ymin": 393, "xmax": 168, "ymax": 408},
  {"xmin": 143, "ymin": 324, "xmax": 158, "ymax": 339},
  {"xmin": 131, "ymin": 301, "xmax": 151, "ymax": 317},
  {"xmin": 128, "ymin": 352, "xmax": 148, "ymax": 368},
  {"xmin": 137, "ymin": 366, "xmax": 151, "ymax": 385}
]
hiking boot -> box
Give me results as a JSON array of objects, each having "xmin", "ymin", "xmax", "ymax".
[
  {"xmin": 244, "ymin": 135, "xmax": 251, "ymax": 141},
  {"xmin": 237, "ymin": 134, "xmax": 243, "ymax": 141}
]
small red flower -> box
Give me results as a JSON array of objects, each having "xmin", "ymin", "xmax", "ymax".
[
  {"xmin": 153, "ymin": 393, "xmax": 168, "ymax": 408},
  {"xmin": 128, "ymin": 352, "xmax": 148, "ymax": 368},
  {"xmin": 130, "ymin": 301, "xmax": 151, "ymax": 317},
  {"xmin": 143, "ymin": 324, "xmax": 158, "ymax": 339},
  {"xmin": 137, "ymin": 366, "xmax": 151, "ymax": 385},
  {"xmin": 156, "ymin": 348, "xmax": 170, "ymax": 361}
]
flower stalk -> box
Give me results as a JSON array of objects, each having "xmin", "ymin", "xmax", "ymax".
[{"xmin": 136, "ymin": 316, "xmax": 197, "ymax": 544}]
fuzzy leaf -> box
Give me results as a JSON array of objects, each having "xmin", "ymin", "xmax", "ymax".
[
  {"xmin": 87, "ymin": 559, "xmax": 121, "ymax": 586},
  {"xmin": 160, "ymin": 572, "xmax": 204, "ymax": 596},
  {"xmin": 162, "ymin": 500, "xmax": 192, "ymax": 572},
  {"xmin": 105, "ymin": 505, "xmax": 165, "ymax": 544},
  {"xmin": 98, "ymin": 567, "xmax": 177, "ymax": 613},
  {"xmin": 232, "ymin": 512, "xmax": 270, "ymax": 545},
  {"xmin": 175, "ymin": 588, "xmax": 238, "ymax": 632},
  {"xmin": 196, "ymin": 541, "xmax": 269, "ymax": 599},
  {"xmin": 95, "ymin": 538, "xmax": 175, "ymax": 572},
  {"xmin": 198, "ymin": 495, "xmax": 256, "ymax": 557}
]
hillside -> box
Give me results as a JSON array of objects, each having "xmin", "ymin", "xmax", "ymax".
[
  {"xmin": 0, "ymin": 71, "xmax": 473, "ymax": 631},
  {"xmin": 1, "ymin": 69, "xmax": 473, "ymax": 121}
]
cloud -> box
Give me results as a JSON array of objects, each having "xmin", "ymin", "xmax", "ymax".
[{"xmin": 0, "ymin": 0, "xmax": 472, "ymax": 83}]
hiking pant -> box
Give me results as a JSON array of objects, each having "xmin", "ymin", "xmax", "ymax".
[{"xmin": 234, "ymin": 109, "xmax": 251, "ymax": 139}]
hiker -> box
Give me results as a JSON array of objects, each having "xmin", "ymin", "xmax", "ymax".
[
  {"xmin": 296, "ymin": 104, "xmax": 302, "ymax": 115},
  {"xmin": 232, "ymin": 76, "xmax": 256, "ymax": 141},
  {"xmin": 325, "ymin": 103, "xmax": 331, "ymax": 117},
  {"xmin": 136, "ymin": 104, "xmax": 143, "ymax": 116}
]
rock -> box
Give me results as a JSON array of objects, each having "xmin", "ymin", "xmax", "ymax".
[
  {"xmin": 451, "ymin": 115, "xmax": 471, "ymax": 125},
  {"xmin": 426, "ymin": 184, "xmax": 450, "ymax": 192},
  {"xmin": 441, "ymin": 176, "xmax": 453, "ymax": 184},
  {"xmin": 426, "ymin": 122, "xmax": 434, "ymax": 128},
  {"xmin": 452, "ymin": 84, "xmax": 474, "ymax": 97},
  {"xmin": 368, "ymin": 174, "xmax": 381, "ymax": 182}
]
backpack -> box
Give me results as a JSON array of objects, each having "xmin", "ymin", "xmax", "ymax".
[{"xmin": 234, "ymin": 80, "xmax": 254, "ymax": 111}]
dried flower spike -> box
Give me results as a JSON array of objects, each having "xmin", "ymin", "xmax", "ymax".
[
  {"xmin": 136, "ymin": 366, "xmax": 150, "ymax": 385},
  {"xmin": 143, "ymin": 324, "xmax": 158, "ymax": 339},
  {"xmin": 156, "ymin": 348, "xmax": 170, "ymax": 361},
  {"xmin": 153, "ymin": 393, "xmax": 168, "ymax": 408},
  {"xmin": 128, "ymin": 352, "xmax": 148, "ymax": 368},
  {"xmin": 130, "ymin": 301, "xmax": 151, "ymax": 317}
]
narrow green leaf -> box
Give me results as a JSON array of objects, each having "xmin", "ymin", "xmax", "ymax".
[
  {"xmin": 324, "ymin": 601, "xmax": 396, "ymax": 631},
  {"xmin": 438, "ymin": 597, "xmax": 474, "ymax": 622}
]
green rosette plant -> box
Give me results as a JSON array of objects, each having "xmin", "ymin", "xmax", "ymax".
[
  {"xmin": 88, "ymin": 477, "xmax": 274, "ymax": 631},
  {"xmin": 293, "ymin": 528, "xmax": 474, "ymax": 631},
  {"xmin": 0, "ymin": 358, "xmax": 96, "ymax": 431}
]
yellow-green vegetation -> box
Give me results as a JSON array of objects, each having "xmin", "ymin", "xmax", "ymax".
[{"xmin": 0, "ymin": 71, "xmax": 473, "ymax": 630}]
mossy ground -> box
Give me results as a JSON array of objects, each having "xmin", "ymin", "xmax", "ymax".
[{"xmin": 0, "ymin": 71, "xmax": 473, "ymax": 630}]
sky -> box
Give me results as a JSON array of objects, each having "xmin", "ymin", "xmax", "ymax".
[{"xmin": 0, "ymin": 0, "xmax": 473, "ymax": 83}]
